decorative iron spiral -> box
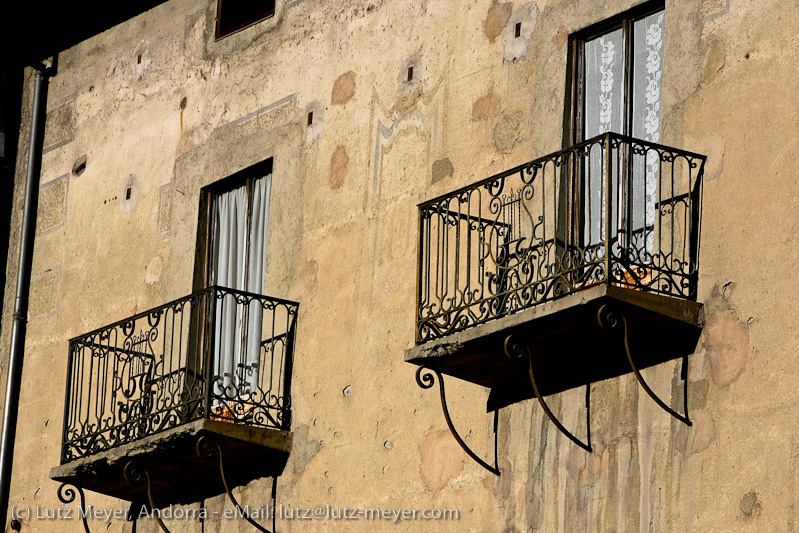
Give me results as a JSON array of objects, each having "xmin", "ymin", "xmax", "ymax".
[
  {"xmin": 415, "ymin": 366, "xmax": 436, "ymax": 389},
  {"xmin": 596, "ymin": 304, "xmax": 620, "ymax": 330},
  {"xmin": 57, "ymin": 483, "xmax": 79, "ymax": 504},
  {"xmin": 503, "ymin": 334, "xmax": 529, "ymax": 360},
  {"xmin": 196, "ymin": 435, "xmax": 220, "ymax": 459},
  {"xmin": 57, "ymin": 483, "xmax": 91, "ymax": 533},
  {"xmin": 123, "ymin": 461, "xmax": 144, "ymax": 484}
]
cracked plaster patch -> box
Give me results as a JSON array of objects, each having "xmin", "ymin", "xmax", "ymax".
[{"xmin": 503, "ymin": 3, "xmax": 539, "ymax": 61}]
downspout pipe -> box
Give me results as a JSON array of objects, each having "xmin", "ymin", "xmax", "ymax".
[{"xmin": 0, "ymin": 62, "xmax": 54, "ymax": 530}]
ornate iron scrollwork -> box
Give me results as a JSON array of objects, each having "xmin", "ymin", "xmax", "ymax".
[
  {"xmin": 57, "ymin": 483, "xmax": 91, "ymax": 533},
  {"xmin": 415, "ymin": 366, "xmax": 501, "ymax": 476},
  {"xmin": 196, "ymin": 436, "xmax": 276, "ymax": 533},
  {"xmin": 416, "ymin": 133, "xmax": 706, "ymax": 344},
  {"xmin": 61, "ymin": 286, "xmax": 298, "ymax": 464},
  {"xmin": 597, "ymin": 305, "xmax": 692, "ymax": 426},
  {"xmin": 503, "ymin": 335, "xmax": 592, "ymax": 452}
]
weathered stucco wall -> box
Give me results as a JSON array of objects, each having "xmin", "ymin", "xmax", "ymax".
[{"xmin": 3, "ymin": 0, "xmax": 799, "ymax": 531}]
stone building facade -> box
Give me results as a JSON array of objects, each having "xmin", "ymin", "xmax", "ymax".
[{"xmin": 1, "ymin": 0, "xmax": 794, "ymax": 531}]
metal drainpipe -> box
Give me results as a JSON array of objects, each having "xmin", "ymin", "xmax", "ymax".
[{"xmin": 0, "ymin": 63, "xmax": 53, "ymax": 530}]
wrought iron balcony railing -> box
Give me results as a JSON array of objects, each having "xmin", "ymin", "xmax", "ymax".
[
  {"xmin": 60, "ymin": 286, "xmax": 298, "ymax": 463},
  {"xmin": 416, "ymin": 133, "xmax": 705, "ymax": 344}
]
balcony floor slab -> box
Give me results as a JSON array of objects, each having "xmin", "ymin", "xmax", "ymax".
[
  {"xmin": 406, "ymin": 285, "xmax": 703, "ymax": 410},
  {"xmin": 50, "ymin": 418, "xmax": 291, "ymax": 508}
]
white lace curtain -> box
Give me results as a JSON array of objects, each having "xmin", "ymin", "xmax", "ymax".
[
  {"xmin": 582, "ymin": 12, "xmax": 663, "ymax": 251},
  {"xmin": 211, "ymin": 175, "xmax": 272, "ymax": 398}
]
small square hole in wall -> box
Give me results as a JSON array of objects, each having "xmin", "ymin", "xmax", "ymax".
[
  {"xmin": 126, "ymin": 188, "xmax": 132, "ymax": 201},
  {"xmin": 515, "ymin": 22, "xmax": 522, "ymax": 38},
  {"xmin": 137, "ymin": 54, "xmax": 142, "ymax": 64},
  {"xmin": 407, "ymin": 66, "xmax": 414, "ymax": 82},
  {"xmin": 307, "ymin": 111, "xmax": 314, "ymax": 126}
]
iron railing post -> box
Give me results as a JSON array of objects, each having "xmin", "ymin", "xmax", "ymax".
[
  {"xmin": 204, "ymin": 288, "xmax": 216, "ymax": 421},
  {"xmin": 281, "ymin": 310, "xmax": 296, "ymax": 430},
  {"xmin": 415, "ymin": 206, "xmax": 424, "ymax": 344},
  {"xmin": 688, "ymin": 162, "xmax": 704, "ymax": 298},
  {"xmin": 623, "ymin": 136, "xmax": 634, "ymax": 255},
  {"xmin": 60, "ymin": 341, "xmax": 75, "ymax": 463},
  {"xmin": 604, "ymin": 133, "xmax": 613, "ymax": 285}
]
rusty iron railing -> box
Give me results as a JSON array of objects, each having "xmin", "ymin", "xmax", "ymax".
[{"xmin": 416, "ymin": 133, "xmax": 705, "ymax": 343}]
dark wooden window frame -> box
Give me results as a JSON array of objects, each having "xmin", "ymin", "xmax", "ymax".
[
  {"xmin": 215, "ymin": 0, "xmax": 276, "ymax": 40},
  {"xmin": 560, "ymin": 1, "xmax": 666, "ymax": 254},
  {"xmin": 194, "ymin": 158, "xmax": 273, "ymax": 292},
  {"xmin": 565, "ymin": 0, "xmax": 666, "ymax": 146}
]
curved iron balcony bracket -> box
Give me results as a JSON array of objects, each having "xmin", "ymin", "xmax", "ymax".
[
  {"xmin": 57, "ymin": 483, "xmax": 91, "ymax": 533},
  {"xmin": 58, "ymin": 480, "xmax": 160, "ymax": 533},
  {"xmin": 123, "ymin": 462, "xmax": 171, "ymax": 533},
  {"xmin": 597, "ymin": 305, "xmax": 692, "ymax": 426},
  {"xmin": 416, "ymin": 366, "xmax": 501, "ymax": 476},
  {"xmin": 504, "ymin": 335, "xmax": 592, "ymax": 452},
  {"xmin": 197, "ymin": 436, "xmax": 277, "ymax": 533}
]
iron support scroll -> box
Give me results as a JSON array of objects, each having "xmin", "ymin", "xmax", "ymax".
[
  {"xmin": 57, "ymin": 483, "xmax": 91, "ymax": 533},
  {"xmin": 196, "ymin": 436, "xmax": 276, "ymax": 533},
  {"xmin": 123, "ymin": 462, "xmax": 171, "ymax": 533},
  {"xmin": 415, "ymin": 366, "xmax": 501, "ymax": 476},
  {"xmin": 503, "ymin": 335, "xmax": 593, "ymax": 452},
  {"xmin": 597, "ymin": 305, "xmax": 692, "ymax": 426}
]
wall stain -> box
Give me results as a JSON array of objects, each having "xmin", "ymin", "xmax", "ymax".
[
  {"xmin": 472, "ymin": 91, "xmax": 501, "ymax": 120},
  {"xmin": 740, "ymin": 490, "xmax": 762, "ymax": 520},
  {"xmin": 332, "ymin": 71, "xmax": 357, "ymax": 105},
  {"xmin": 396, "ymin": 54, "xmax": 424, "ymax": 110},
  {"xmin": 145, "ymin": 256, "xmax": 164, "ymax": 286},
  {"xmin": 482, "ymin": 456, "xmax": 511, "ymax": 498},
  {"xmin": 493, "ymin": 111, "xmax": 523, "ymax": 153},
  {"xmin": 419, "ymin": 430, "xmax": 465, "ymax": 493},
  {"xmin": 281, "ymin": 424, "xmax": 322, "ymax": 493},
  {"xmin": 705, "ymin": 308, "xmax": 748, "ymax": 387},
  {"xmin": 330, "ymin": 145, "xmax": 349, "ymax": 189},
  {"xmin": 485, "ymin": 1, "xmax": 513, "ymax": 42},
  {"xmin": 296, "ymin": 259, "xmax": 319, "ymax": 297},
  {"xmin": 688, "ymin": 409, "xmax": 716, "ymax": 455},
  {"xmin": 503, "ymin": 3, "xmax": 539, "ymax": 61},
  {"xmin": 306, "ymin": 100, "xmax": 327, "ymax": 143},
  {"xmin": 688, "ymin": 379, "xmax": 709, "ymax": 409},
  {"xmin": 702, "ymin": 34, "xmax": 726, "ymax": 83},
  {"xmin": 552, "ymin": 25, "xmax": 568, "ymax": 50},
  {"xmin": 431, "ymin": 158, "xmax": 454, "ymax": 184}
]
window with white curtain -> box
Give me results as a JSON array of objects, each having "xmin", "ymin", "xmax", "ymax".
[
  {"xmin": 573, "ymin": 3, "xmax": 664, "ymax": 251},
  {"xmin": 208, "ymin": 171, "xmax": 272, "ymax": 399}
]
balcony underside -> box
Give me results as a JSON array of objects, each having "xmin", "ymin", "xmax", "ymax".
[
  {"xmin": 405, "ymin": 285, "xmax": 703, "ymax": 411},
  {"xmin": 49, "ymin": 419, "xmax": 290, "ymax": 508}
]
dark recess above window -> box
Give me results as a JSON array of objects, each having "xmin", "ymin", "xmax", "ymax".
[{"xmin": 216, "ymin": 0, "xmax": 276, "ymax": 39}]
